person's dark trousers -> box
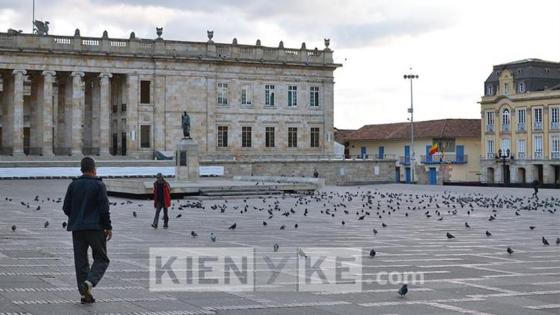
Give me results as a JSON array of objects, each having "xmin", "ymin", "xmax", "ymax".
[
  {"xmin": 153, "ymin": 201, "xmax": 169, "ymax": 227},
  {"xmin": 72, "ymin": 230, "xmax": 110, "ymax": 292}
]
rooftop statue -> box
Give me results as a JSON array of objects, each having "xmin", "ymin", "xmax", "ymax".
[{"xmin": 33, "ymin": 20, "xmax": 49, "ymax": 36}]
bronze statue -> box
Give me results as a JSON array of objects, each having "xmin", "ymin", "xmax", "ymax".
[
  {"xmin": 33, "ymin": 20, "xmax": 49, "ymax": 36},
  {"xmin": 181, "ymin": 111, "xmax": 191, "ymax": 138}
]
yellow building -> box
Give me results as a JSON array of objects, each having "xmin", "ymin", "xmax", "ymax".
[
  {"xmin": 338, "ymin": 119, "xmax": 481, "ymax": 184},
  {"xmin": 480, "ymin": 59, "xmax": 560, "ymax": 185}
]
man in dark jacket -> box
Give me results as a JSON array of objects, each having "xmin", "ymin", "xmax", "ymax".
[
  {"xmin": 63, "ymin": 157, "xmax": 112, "ymax": 304},
  {"xmin": 152, "ymin": 173, "xmax": 171, "ymax": 229}
]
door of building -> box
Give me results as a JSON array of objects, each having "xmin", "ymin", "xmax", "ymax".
[
  {"xmin": 429, "ymin": 167, "xmax": 437, "ymax": 185},
  {"xmin": 121, "ymin": 132, "xmax": 127, "ymax": 156},
  {"xmin": 360, "ymin": 147, "xmax": 367, "ymax": 159},
  {"xmin": 112, "ymin": 133, "xmax": 118, "ymax": 155},
  {"xmin": 395, "ymin": 167, "xmax": 401, "ymax": 183},
  {"xmin": 378, "ymin": 146, "xmax": 384, "ymax": 159},
  {"xmin": 404, "ymin": 145, "xmax": 410, "ymax": 164},
  {"xmin": 405, "ymin": 167, "xmax": 411, "ymax": 183},
  {"xmin": 503, "ymin": 165, "xmax": 510, "ymax": 185},
  {"xmin": 456, "ymin": 145, "xmax": 464, "ymax": 163}
]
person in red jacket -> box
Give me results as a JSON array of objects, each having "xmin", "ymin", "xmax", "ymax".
[{"xmin": 152, "ymin": 173, "xmax": 171, "ymax": 229}]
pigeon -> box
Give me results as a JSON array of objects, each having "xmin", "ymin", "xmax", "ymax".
[
  {"xmin": 44, "ymin": 221, "xmax": 49, "ymax": 228},
  {"xmin": 35, "ymin": 206, "xmax": 41, "ymax": 211},
  {"xmin": 447, "ymin": 232, "xmax": 455, "ymax": 239},
  {"xmin": 273, "ymin": 243, "xmax": 279, "ymax": 252},
  {"xmin": 485, "ymin": 230, "xmax": 492, "ymax": 237},
  {"xmin": 529, "ymin": 226, "xmax": 535, "ymax": 230},
  {"xmin": 373, "ymin": 228, "xmax": 378, "ymax": 235},
  {"xmin": 133, "ymin": 211, "xmax": 137, "ymax": 218},
  {"xmin": 191, "ymin": 231, "xmax": 198, "ymax": 238},
  {"xmin": 507, "ymin": 247, "xmax": 514, "ymax": 255},
  {"xmin": 228, "ymin": 223, "xmax": 237, "ymax": 230},
  {"xmin": 542, "ymin": 237, "xmax": 550, "ymax": 246},
  {"xmin": 176, "ymin": 214, "xmax": 182, "ymax": 218},
  {"xmin": 62, "ymin": 222, "xmax": 67, "ymax": 229},
  {"xmin": 298, "ymin": 248, "xmax": 307, "ymax": 258},
  {"xmin": 465, "ymin": 222, "xmax": 470, "ymax": 228},
  {"xmin": 369, "ymin": 249, "xmax": 376, "ymax": 258},
  {"xmin": 381, "ymin": 223, "xmax": 387, "ymax": 228},
  {"xmin": 11, "ymin": 225, "xmax": 16, "ymax": 232},
  {"xmin": 263, "ymin": 221, "xmax": 267, "ymax": 226},
  {"xmin": 398, "ymin": 284, "xmax": 408, "ymax": 297},
  {"xmin": 280, "ymin": 225, "xmax": 286, "ymax": 230},
  {"xmin": 209, "ymin": 233, "xmax": 216, "ymax": 242},
  {"xmin": 556, "ymin": 237, "xmax": 560, "ymax": 246}
]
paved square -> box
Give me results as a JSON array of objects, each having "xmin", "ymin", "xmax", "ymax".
[{"xmin": 0, "ymin": 180, "xmax": 559, "ymax": 315}]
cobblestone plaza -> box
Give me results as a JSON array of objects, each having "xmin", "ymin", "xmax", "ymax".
[{"xmin": 0, "ymin": 180, "xmax": 558, "ymax": 314}]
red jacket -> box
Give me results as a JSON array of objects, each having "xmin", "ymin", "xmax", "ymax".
[{"xmin": 153, "ymin": 180, "xmax": 171, "ymax": 208}]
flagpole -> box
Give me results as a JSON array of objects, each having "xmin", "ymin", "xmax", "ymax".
[
  {"xmin": 404, "ymin": 70, "xmax": 419, "ymax": 184},
  {"xmin": 32, "ymin": 0, "xmax": 35, "ymax": 33}
]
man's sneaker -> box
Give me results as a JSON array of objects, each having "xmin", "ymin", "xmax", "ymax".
[
  {"xmin": 163, "ymin": 223, "xmax": 168, "ymax": 229},
  {"xmin": 79, "ymin": 281, "xmax": 94, "ymax": 304},
  {"xmin": 151, "ymin": 224, "xmax": 157, "ymax": 229},
  {"xmin": 80, "ymin": 295, "xmax": 95, "ymax": 304}
]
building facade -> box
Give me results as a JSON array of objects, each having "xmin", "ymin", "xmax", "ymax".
[
  {"xmin": 0, "ymin": 30, "xmax": 340, "ymax": 160},
  {"xmin": 480, "ymin": 59, "xmax": 560, "ymax": 185},
  {"xmin": 338, "ymin": 119, "xmax": 481, "ymax": 184}
]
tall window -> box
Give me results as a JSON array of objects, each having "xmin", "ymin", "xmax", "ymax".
[
  {"xmin": 217, "ymin": 126, "xmax": 228, "ymax": 147},
  {"xmin": 534, "ymin": 108, "xmax": 543, "ymax": 129},
  {"xmin": 288, "ymin": 85, "xmax": 298, "ymax": 107},
  {"xmin": 517, "ymin": 81, "xmax": 526, "ymax": 93},
  {"xmin": 502, "ymin": 109, "xmax": 510, "ymax": 131},
  {"xmin": 217, "ymin": 83, "xmax": 228, "ymax": 105},
  {"xmin": 517, "ymin": 109, "xmax": 526, "ymax": 131},
  {"xmin": 486, "ymin": 111, "xmax": 495, "ymax": 131},
  {"xmin": 504, "ymin": 83, "xmax": 509, "ymax": 95},
  {"xmin": 486, "ymin": 139, "xmax": 494, "ymax": 159},
  {"xmin": 551, "ymin": 107, "xmax": 560, "ymax": 129},
  {"xmin": 486, "ymin": 85, "xmax": 494, "ymax": 96},
  {"xmin": 241, "ymin": 85, "xmax": 252, "ymax": 105},
  {"xmin": 517, "ymin": 139, "xmax": 526, "ymax": 159},
  {"xmin": 500, "ymin": 138, "xmax": 511, "ymax": 153},
  {"xmin": 265, "ymin": 127, "xmax": 275, "ymax": 148},
  {"xmin": 310, "ymin": 127, "xmax": 320, "ymax": 148},
  {"xmin": 140, "ymin": 125, "xmax": 151, "ymax": 148},
  {"xmin": 534, "ymin": 135, "xmax": 543, "ymax": 159},
  {"xmin": 265, "ymin": 85, "xmax": 275, "ymax": 106},
  {"xmin": 241, "ymin": 126, "xmax": 252, "ymax": 148},
  {"xmin": 552, "ymin": 136, "xmax": 560, "ymax": 159},
  {"xmin": 310, "ymin": 86, "xmax": 319, "ymax": 107},
  {"xmin": 140, "ymin": 81, "xmax": 151, "ymax": 104},
  {"xmin": 288, "ymin": 127, "xmax": 298, "ymax": 148}
]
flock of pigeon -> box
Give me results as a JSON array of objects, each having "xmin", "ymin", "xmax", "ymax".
[{"xmin": 3, "ymin": 187, "xmax": 560, "ymax": 297}]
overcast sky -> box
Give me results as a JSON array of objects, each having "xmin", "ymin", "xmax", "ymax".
[{"xmin": 1, "ymin": 0, "xmax": 559, "ymax": 129}]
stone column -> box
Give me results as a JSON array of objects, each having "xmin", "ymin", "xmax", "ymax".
[
  {"xmin": 70, "ymin": 71, "xmax": 85, "ymax": 156},
  {"xmin": 0, "ymin": 72, "xmax": 11, "ymax": 154},
  {"xmin": 126, "ymin": 73, "xmax": 139, "ymax": 155},
  {"xmin": 29, "ymin": 75, "xmax": 40, "ymax": 154},
  {"xmin": 153, "ymin": 75, "xmax": 166, "ymax": 151},
  {"xmin": 12, "ymin": 69, "xmax": 26, "ymax": 156},
  {"xmin": 323, "ymin": 80, "xmax": 335, "ymax": 157},
  {"xmin": 99, "ymin": 72, "xmax": 112, "ymax": 155},
  {"xmin": 41, "ymin": 71, "xmax": 55, "ymax": 156}
]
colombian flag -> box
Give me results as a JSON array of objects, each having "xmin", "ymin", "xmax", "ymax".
[{"xmin": 429, "ymin": 144, "xmax": 439, "ymax": 156}]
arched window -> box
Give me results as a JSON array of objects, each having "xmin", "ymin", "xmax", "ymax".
[
  {"xmin": 502, "ymin": 109, "xmax": 510, "ymax": 131},
  {"xmin": 518, "ymin": 82, "xmax": 526, "ymax": 93}
]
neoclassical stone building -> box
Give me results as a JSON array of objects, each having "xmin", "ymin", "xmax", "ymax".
[
  {"xmin": 0, "ymin": 30, "xmax": 340, "ymax": 159},
  {"xmin": 480, "ymin": 59, "xmax": 560, "ymax": 185}
]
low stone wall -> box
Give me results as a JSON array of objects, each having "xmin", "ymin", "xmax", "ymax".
[{"xmin": 201, "ymin": 159, "xmax": 396, "ymax": 185}]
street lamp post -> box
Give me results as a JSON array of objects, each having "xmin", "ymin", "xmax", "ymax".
[
  {"xmin": 404, "ymin": 70, "xmax": 419, "ymax": 183},
  {"xmin": 496, "ymin": 148, "xmax": 513, "ymax": 185}
]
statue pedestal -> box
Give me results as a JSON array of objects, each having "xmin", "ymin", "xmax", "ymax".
[{"xmin": 175, "ymin": 138, "xmax": 199, "ymax": 182}]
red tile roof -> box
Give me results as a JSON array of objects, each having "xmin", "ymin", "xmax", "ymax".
[
  {"xmin": 340, "ymin": 119, "xmax": 480, "ymax": 141},
  {"xmin": 334, "ymin": 128, "xmax": 356, "ymax": 143}
]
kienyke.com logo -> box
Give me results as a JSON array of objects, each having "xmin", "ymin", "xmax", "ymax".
[{"xmin": 149, "ymin": 247, "xmax": 424, "ymax": 292}]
